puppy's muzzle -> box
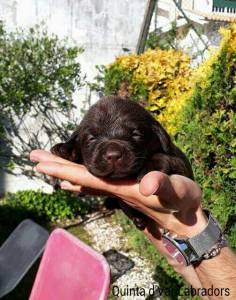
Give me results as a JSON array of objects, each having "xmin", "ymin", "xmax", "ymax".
[
  {"xmin": 88, "ymin": 140, "xmax": 141, "ymax": 179},
  {"xmin": 90, "ymin": 140, "xmax": 129, "ymax": 178},
  {"xmin": 103, "ymin": 142, "xmax": 123, "ymax": 165}
]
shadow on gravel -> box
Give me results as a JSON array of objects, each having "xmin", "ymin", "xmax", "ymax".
[{"xmin": 103, "ymin": 249, "xmax": 135, "ymax": 282}]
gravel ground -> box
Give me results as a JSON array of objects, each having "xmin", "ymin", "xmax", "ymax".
[{"xmin": 84, "ymin": 213, "xmax": 160, "ymax": 300}]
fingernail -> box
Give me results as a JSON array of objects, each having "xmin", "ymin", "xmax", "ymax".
[
  {"xmin": 61, "ymin": 186, "xmax": 68, "ymax": 190},
  {"xmin": 36, "ymin": 163, "xmax": 54, "ymax": 174},
  {"xmin": 61, "ymin": 182, "xmax": 70, "ymax": 189},
  {"xmin": 30, "ymin": 155, "xmax": 38, "ymax": 162},
  {"xmin": 150, "ymin": 187, "xmax": 159, "ymax": 195}
]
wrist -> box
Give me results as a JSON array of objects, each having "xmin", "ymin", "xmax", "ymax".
[
  {"xmin": 184, "ymin": 208, "xmax": 208, "ymax": 238},
  {"xmin": 162, "ymin": 209, "xmax": 227, "ymax": 266},
  {"xmin": 173, "ymin": 207, "xmax": 208, "ymax": 238}
]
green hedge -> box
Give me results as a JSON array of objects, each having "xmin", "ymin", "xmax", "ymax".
[
  {"xmin": 0, "ymin": 190, "xmax": 91, "ymax": 225},
  {"xmin": 176, "ymin": 26, "xmax": 236, "ymax": 249},
  {"xmin": 0, "ymin": 21, "xmax": 83, "ymax": 114},
  {"xmin": 0, "ymin": 21, "xmax": 83, "ymax": 174}
]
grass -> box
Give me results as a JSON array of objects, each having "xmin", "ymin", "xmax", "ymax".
[{"xmin": 67, "ymin": 223, "xmax": 93, "ymax": 246}]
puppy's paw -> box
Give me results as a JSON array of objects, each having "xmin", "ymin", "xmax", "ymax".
[
  {"xmin": 132, "ymin": 215, "xmax": 148, "ymax": 230},
  {"xmin": 51, "ymin": 177, "xmax": 61, "ymax": 191},
  {"xmin": 51, "ymin": 142, "xmax": 74, "ymax": 161}
]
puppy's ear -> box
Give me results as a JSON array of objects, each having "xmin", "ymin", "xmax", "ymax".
[
  {"xmin": 151, "ymin": 119, "xmax": 173, "ymax": 154},
  {"xmin": 150, "ymin": 119, "xmax": 194, "ymax": 179},
  {"xmin": 51, "ymin": 129, "xmax": 82, "ymax": 163}
]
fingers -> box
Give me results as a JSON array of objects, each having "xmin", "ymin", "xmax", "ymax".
[
  {"xmin": 30, "ymin": 149, "xmax": 80, "ymax": 167},
  {"xmin": 61, "ymin": 180, "xmax": 112, "ymax": 196},
  {"xmin": 61, "ymin": 181, "xmax": 82, "ymax": 192},
  {"xmin": 35, "ymin": 161, "xmax": 121, "ymax": 194},
  {"xmin": 139, "ymin": 171, "xmax": 201, "ymax": 211},
  {"xmin": 140, "ymin": 171, "xmax": 178, "ymax": 204},
  {"xmin": 169, "ymin": 175, "xmax": 202, "ymax": 210},
  {"xmin": 36, "ymin": 161, "xmax": 95, "ymax": 185},
  {"xmin": 139, "ymin": 171, "xmax": 162, "ymax": 196},
  {"xmin": 34, "ymin": 158, "xmax": 202, "ymax": 232},
  {"xmin": 35, "ymin": 161, "xmax": 170, "ymax": 213},
  {"xmin": 138, "ymin": 171, "xmax": 179, "ymax": 211}
]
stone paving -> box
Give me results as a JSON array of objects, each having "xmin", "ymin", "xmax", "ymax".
[{"xmin": 84, "ymin": 213, "xmax": 160, "ymax": 300}]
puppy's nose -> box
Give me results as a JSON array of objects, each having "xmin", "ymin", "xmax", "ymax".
[{"xmin": 105, "ymin": 149, "xmax": 122, "ymax": 162}]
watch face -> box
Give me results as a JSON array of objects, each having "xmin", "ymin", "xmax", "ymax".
[{"xmin": 162, "ymin": 236, "xmax": 189, "ymax": 266}]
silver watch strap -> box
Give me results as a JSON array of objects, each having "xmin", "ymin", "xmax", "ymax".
[{"xmin": 187, "ymin": 210, "xmax": 223, "ymax": 258}]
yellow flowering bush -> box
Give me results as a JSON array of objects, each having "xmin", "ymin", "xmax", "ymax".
[
  {"xmin": 103, "ymin": 25, "xmax": 236, "ymax": 137},
  {"xmin": 104, "ymin": 49, "xmax": 192, "ymax": 135}
]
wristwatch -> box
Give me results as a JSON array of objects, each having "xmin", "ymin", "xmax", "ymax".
[{"xmin": 162, "ymin": 210, "xmax": 227, "ymax": 266}]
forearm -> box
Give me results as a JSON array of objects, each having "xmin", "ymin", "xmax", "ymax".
[
  {"xmin": 150, "ymin": 208, "xmax": 236, "ymax": 299},
  {"xmin": 144, "ymin": 225, "xmax": 207, "ymax": 296},
  {"xmin": 150, "ymin": 237, "xmax": 236, "ymax": 300},
  {"xmin": 182, "ymin": 209, "xmax": 236, "ymax": 299},
  {"xmin": 195, "ymin": 247, "xmax": 236, "ymax": 299}
]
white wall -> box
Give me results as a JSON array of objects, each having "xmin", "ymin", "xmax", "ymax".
[
  {"xmin": 0, "ymin": 0, "xmax": 146, "ymax": 80},
  {"xmin": 0, "ymin": 0, "xmax": 147, "ymax": 193},
  {"xmin": 193, "ymin": 0, "xmax": 213, "ymax": 14},
  {"xmin": 0, "ymin": 0, "xmax": 227, "ymax": 193}
]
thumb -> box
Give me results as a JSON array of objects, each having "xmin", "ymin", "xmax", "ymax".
[{"xmin": 139, "ymin": 171, "xmax": 179, "ymax": 211}]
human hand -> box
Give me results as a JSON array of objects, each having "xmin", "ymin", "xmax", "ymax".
[{"xmin": 30, "ymin": 149, "xmax": 207, "ymax": 238}]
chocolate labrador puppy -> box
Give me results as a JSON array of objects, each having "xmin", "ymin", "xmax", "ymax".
[{"xmin": 51, "ymin": 96, "xmax": 193, "ymax": 228}]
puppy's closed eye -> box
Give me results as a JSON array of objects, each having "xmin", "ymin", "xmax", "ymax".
[
  {"xmin": 132, "ymin": 129, "xmax": 142, "ymax": 141},
  {"xmin": 86, "ymin": 134, "xmax": 97, "ymax": 143}
]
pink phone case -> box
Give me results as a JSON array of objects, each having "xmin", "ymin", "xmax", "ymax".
[{"xmin": 29, "ymin": 228, "xmax": 110, "ymax": 300}]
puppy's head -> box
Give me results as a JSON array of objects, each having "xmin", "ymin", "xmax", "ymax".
[{"xmin": 51, "ymin": 96, "xmax": 172, "ymax": 179}]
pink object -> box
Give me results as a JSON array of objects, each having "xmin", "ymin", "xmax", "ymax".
[{"xmin": 29, "ymin": 229, "xmax": 110, "ymax": 300}]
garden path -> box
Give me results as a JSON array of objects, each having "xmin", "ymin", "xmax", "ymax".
[{"xmin": 83, "ymin": 212, "xmax": 160, "ymax": 300}]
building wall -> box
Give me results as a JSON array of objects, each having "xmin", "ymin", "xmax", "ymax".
[
  {"xmin": 0, "ymin": 0, "xmax": 230, "ymax": 193},
  {"xmin": 0, "ymin": 0, "xmax": 147, "ymax": 193},
  {"xmin": 0, "ymin": 0, "xmax": 147, "ymax": 80},
  {"xmin": 193, "ymin": 0, "xmax": 213, "ymax": 13}
]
